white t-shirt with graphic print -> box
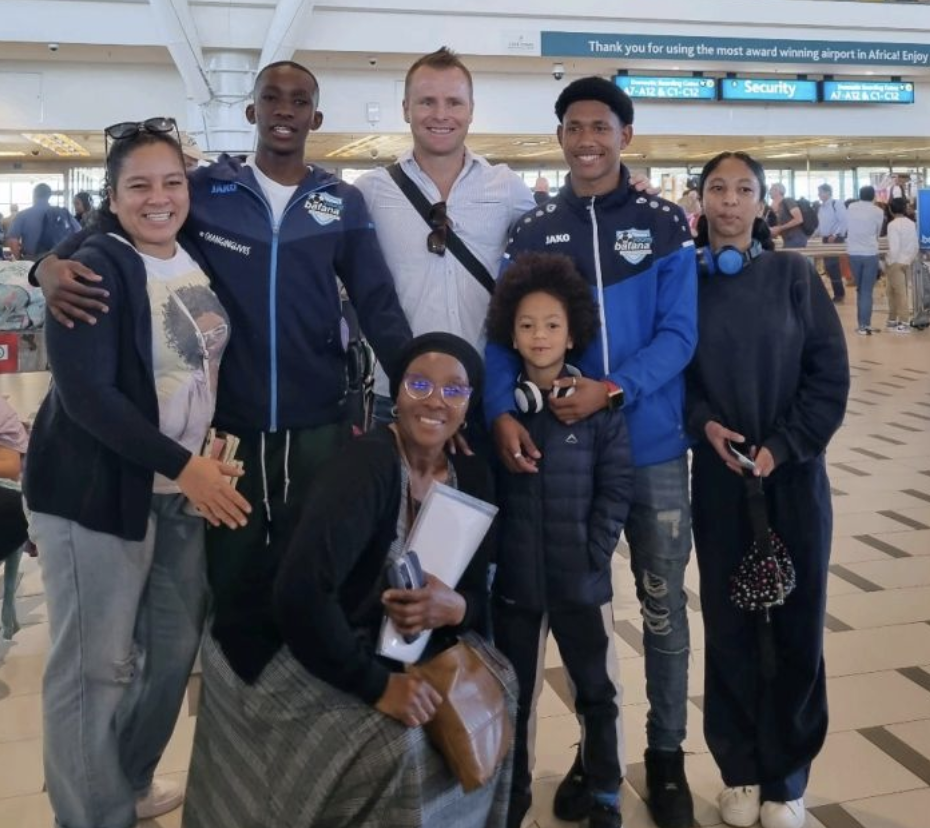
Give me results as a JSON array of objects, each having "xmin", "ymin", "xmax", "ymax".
[{"xmin": 127, "ymin": 241, "xmax": 230, "ymax": 493}]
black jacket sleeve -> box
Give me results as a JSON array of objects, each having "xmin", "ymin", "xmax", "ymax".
[
  {"xmin": 336, "ymin": 187, "xmax": 412, "ymax": 381},
  {"xmin": 273, "ymin": 435, "xmax": 398, "ymax": 705},
  {"xmin": 45, "ymin": 246, "xmax": 190, "ymax": 479},
  {"xmin": 764, "ymin": 266, "xmax": 850, "ymax": 465}
]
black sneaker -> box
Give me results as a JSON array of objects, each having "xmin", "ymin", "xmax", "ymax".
[
  {"xmin": 589, "ymin": 802, "xmax": 623, "ymax": 828},
  {"xmin": 507, "ymin": 789, "xmax": 532, "ymax": 828},
  {"xmin": 644, "ymin": 748, "xmax": 694, "ymax": 828},
  {"xmin": 553, "ymin": 749, "xmax": 593, "ymax": 821}
]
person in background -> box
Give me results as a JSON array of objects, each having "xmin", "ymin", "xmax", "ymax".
[
  {"xmin": 533, "ymin": 176, "xmax": 552, "ymax": 205},
  {"xmin": 184, "ymin": 332, "xmax": 513, "ymax": 828},
  {"xmin": 1, "ymin": 205, "xmax": 18, "ymax": 238},
  {"xmin": 0, "ymin": 396, "xmax": 29, "ymax": 564},
  {"xmin": 179, "ymin": 132, "xmax": 209, "ymax": 171},
  {"xmin": 884, "ymin": 197, "xmax": 919, "ymax": 332},
  {"xmin": 687, "ymin": 150, "xmax": 848, "ymax": 828},
  {"xmin": 25, "ymin": 120, "xmax": 250, "ymax": 828},
  {"xmin": 815, "ymin": 184, "xmax": 847, "ymax": 303},
  {"xmin": 768, "ymin": 183, "xmax": 807, "ymax": 250},
  {"xmin": 73, "ymin": 191, "xmax": 96, "ymax": 228},
  {"xmin": 7, "ymin": 184, "xmax": 79, "ymax": 260},
  {"xmin": 486, "ymin": 251, "xmax": 634, "ymax": 828},
  {"xmin": 845, "ymin": 185, "xmax": 885, "ymax": 335}
]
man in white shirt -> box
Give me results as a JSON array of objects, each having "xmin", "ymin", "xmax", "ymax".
[
  {"xmin": 845, "ymin": 186, "xmax": 886, "ymax": 335},
  {"xmin": 815, "ymin": 184, "xmax": 847, "ymax": 303},
  {"xmin": 885, "ymin": 198, "xmax": 919, "ymax": 331},
  {"xmin": 354, "ymin": 48, "xmax": 536, "ymax": 425}
]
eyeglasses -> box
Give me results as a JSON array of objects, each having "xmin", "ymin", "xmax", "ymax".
[
  {"xmin": 427, "ymin": 201, "xmax": 449, "ymax": 256},
  {"xmin": 402, "ymin": 375, "xmax": 472, "ymax": 408},
  {"xmin": 104, "ymin": 117, "xmax": 179, "ymax": 158}
]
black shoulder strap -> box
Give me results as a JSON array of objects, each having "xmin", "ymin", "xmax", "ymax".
[{"xmin": 387, "ymin": 163, "xmax": 496, "ymax": 295}]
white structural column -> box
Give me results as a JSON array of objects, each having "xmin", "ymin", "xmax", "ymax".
[
  {"xmin": 258, "ymin": 0, "xmax": 316, "ymax": 69},
  {"xmin": 147, "ymin": 0, "xmax": 212, "ymax": 104},
  {"xmin": 193, "ymin": 51, "xmax": 258, "ymax": 155}
]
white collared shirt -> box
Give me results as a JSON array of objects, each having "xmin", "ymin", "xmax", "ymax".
[{"xmin": 356, "ymin": 148, "xmax": 535, "ymax": 396}]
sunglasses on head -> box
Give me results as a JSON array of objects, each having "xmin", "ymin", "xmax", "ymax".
[
  {"xmin": 105, "ymin": 117, "xmax": 178, "ymax": 141},
  {"xmin": 427, "ymin": 201, "xmax": 449, "ymax": 256},
  {"xmin": 104, "ymin": 117, "xmax": 180, "ymax": 160}
]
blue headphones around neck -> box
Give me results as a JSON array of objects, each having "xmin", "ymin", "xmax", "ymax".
[
  {"xmin": 514, "ymin": 364, "xmax": 581, "ymax": 414},
  {"xmin": 697, "ymin": 240, "xmax": 764, "ymax": 277}
]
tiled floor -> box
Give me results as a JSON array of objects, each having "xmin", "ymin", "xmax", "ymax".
[{"xmin": 0, "ymin": 291, "xmax": 928, "ymax": 828}]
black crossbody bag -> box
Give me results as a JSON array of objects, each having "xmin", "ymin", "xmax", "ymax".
[{"xmin": 386, "ymin": 163, "xmax": 496, "ymax": 295}]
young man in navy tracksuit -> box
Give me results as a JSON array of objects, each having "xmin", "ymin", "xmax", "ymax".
[
  {"xmin": 35, "ymin": 62, "xmax": 412, "ymax": 686},
  {"xmin": 486, "ymin": 251, "xmax": 634, "ymax": 828},
  {"xmin": 486, "ymin": 77, "xmax": 697, "ymax": 828}
]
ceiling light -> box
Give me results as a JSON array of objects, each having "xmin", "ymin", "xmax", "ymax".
[
  {"xmin": 21, "ymin": 133, "xmax": 90, "ymax": 157},
  {"xmin": 0, "ymin": 151, "xmax": 26, "ymax": 157}
]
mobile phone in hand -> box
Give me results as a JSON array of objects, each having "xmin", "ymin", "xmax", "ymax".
[
  {"xmin": 386, "ymin": 551, "xmax": 425, "ymax": 643},
  {"xmin": 726, "ymin": 440, "xmax": 756, "ymax": 471}
]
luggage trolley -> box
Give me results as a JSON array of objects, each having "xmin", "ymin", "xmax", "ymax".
[{"xmin": 914, "ymin": 190, "xmax": 930, "ymax": 329}]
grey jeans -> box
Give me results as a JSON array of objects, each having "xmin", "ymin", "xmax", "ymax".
[{"xmin": 31, "ymin": 494, "xmax": 207, "ymax": 828}]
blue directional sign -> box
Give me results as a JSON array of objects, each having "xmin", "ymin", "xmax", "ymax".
[
  {"xmin": 614, "ymin": 75, "xmax": 717, "ymax": 100},
  {"xmin": 918, "ymin": 190, "xmax": 930, "ymax": 251},
  {"xmin": 719, "ymin": 78, "xmax": 819, "ymax": 102},
  {"xmin": 821, "ymin": 80, "xmax": 914, "ymax": 104}
]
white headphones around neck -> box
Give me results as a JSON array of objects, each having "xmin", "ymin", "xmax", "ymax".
[{"xmin": 514, "ymin": 364, "xmax": 581, "ymax": 414}]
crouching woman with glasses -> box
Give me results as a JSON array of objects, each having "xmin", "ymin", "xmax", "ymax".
[
  {"xmin": 184, "ymin": 332, "xmax": 515, "ymax": 828},
  {"xmin": 24, "ymin": 118, "xmax": 251, "ymax": 828}
]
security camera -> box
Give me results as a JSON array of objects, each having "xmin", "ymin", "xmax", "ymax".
[
  {"xmin": 30, "ymin": 149, "xmax": 40, "ymax": 156},
  {"xmin": 552, "ymin": 62, "xmax": 565, "ymax": 81},
  {"xmin": 368, "ymin": 56, "xmax": 378, "ymax": 67},
  {"xmin": 48, "ymin": 43, "xmax": 59, "ymax": 52},
  {"xmin": 369, "ymin": 147, "xmax": 379, "ymax": 159}
]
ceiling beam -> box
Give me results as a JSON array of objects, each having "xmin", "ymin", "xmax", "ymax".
[
  {"xmin": 148, "ymin": 0, "xmax": 212, "ymax": 105},
  {"xmin": 259, "ymin": 0, "xmax": 316, "ymax": 69}
]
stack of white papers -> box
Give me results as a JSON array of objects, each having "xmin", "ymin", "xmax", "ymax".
[{"xmin": 377, "ymin": 480, "xmax": 497, "ymax": 663}]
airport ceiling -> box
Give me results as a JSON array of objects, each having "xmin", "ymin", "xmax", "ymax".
[
  {"xmin": 2, "ymin": 45, "xmax": 930, "ymax": 168},
  {"xmin": 2, "ymin": 130, "xmax": 930, "ymax": 169}
]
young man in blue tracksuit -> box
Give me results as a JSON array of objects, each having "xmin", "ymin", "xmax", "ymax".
[
  {"xmin": 34, "ymin": 62, "xmax": 412, "ymax": 686},
  {"xmin": 486, "ymin": 77, "xmax": 697, "ymax": 828}
]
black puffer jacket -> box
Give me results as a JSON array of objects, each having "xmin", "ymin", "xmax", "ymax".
[{"xmin": 494, "ymin": 405, "xmax": 634, "ymax": 611}]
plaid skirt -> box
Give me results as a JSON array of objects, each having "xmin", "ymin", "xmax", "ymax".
[{"xmin": 183, "ymin": 634, "xmax": 514, "ymax": 828}]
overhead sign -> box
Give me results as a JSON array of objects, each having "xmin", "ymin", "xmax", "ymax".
[
  {"xmin": 542, "ymin": 32, "xmax": 930, "ymax": 68},
  {"xmin": 821, "ymin": 80, "xmax": 914, "ymax": 104},
  {"xmin": 614, "ymin": 75, "xmax": 716, "ymax": 100},
  {"xmin": 719, "ymin": 78, "xmax": 819, "ymax": 103}
]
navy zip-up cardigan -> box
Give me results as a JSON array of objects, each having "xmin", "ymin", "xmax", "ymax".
[{"xmin": 24, "ymin": 234, "xmax": 199, "ymax": 540}]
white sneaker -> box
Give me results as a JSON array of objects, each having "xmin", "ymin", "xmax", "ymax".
[
  {"xmin": 136, "ymin": 778, "xmax": 184, "ymax": 819},
  {"xmin": 886, "ymin": 319, "xmax": 900, "ymax": 328},
  {"xmin": 760, "ymin": 797, "xmax": 806, "ymax": 828},
  {"xmin": 895, "ymin": 323, "xmax": 912, "ymax": 334},
  {"xmin": 718, "ymin": 785, "xmax": 761, "ymax": 827}
]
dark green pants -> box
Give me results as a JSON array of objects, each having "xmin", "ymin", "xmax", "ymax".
[{"xmin": 206, "ymin": 422, "xmax": 350, "ymax": 681}]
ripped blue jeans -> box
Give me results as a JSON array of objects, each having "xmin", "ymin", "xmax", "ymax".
[
  {"xmin": 625, "ymin": 455, "xmax": 692, "ymax": 752},
  {"xmin": 31, "ymin": 494, "xmax": 207, "ymax": 828}
]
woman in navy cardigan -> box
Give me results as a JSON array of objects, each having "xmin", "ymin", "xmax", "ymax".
[{"xmin": 25, "ymin": 121, "xmax": 250, "ymax": 828}]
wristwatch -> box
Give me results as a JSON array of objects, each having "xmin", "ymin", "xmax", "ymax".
[{"xmin": 603, "ymin": 380, "xmax": 624, "ymax": 411}]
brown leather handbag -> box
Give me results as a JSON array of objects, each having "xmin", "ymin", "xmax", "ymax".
[{"xmin": 408, "ymin": 634, "xmax": 514, "ymax": 792}]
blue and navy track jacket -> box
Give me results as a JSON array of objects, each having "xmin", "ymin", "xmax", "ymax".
[
  {"xmin": 485, "ymin": 168, "xmax": 698, "ymax": 468},
  {"xmin": 185, "ymin": 156, "xmax": 411, "ymax": 434}
]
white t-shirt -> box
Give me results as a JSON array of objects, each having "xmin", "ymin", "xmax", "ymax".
[
  {"xmin": 132, "ymin": 242, "xmax": 230, "ymax": 493},
  {"xmin": 246, "ymin": 155, "xmax": 299, "ymax": 226}
]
